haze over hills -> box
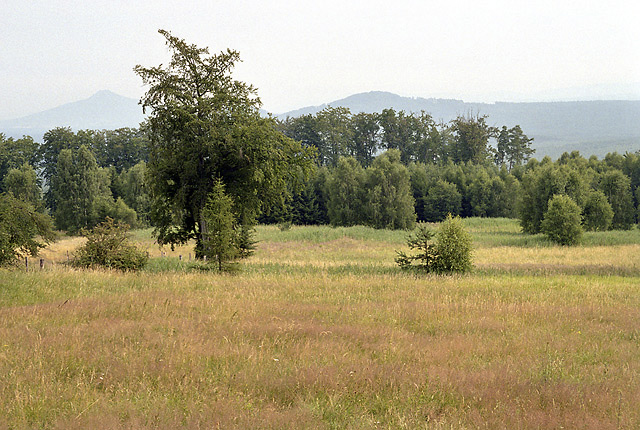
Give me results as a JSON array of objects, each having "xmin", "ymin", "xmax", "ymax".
[
  {"xmin": 279, "ymin": 91, "xmax": 640, "ymax": 159},
  {"xmin": 1, "ymin": 90, "xmax": 639, "ymax": 159},
  {"xmin": 0, "ymin": 90, "xmax": 145, "ymax": 141}
]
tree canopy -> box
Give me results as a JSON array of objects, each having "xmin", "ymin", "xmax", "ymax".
[{"xmin": 135, "ymin": 30, "xmax": 315, "ymax": 255}]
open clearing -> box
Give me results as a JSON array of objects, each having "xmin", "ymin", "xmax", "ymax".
[{"xmin": 1, "ymin": 219, "xmax": 640, "ymax": 429}]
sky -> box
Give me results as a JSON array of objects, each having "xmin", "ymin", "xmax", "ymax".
[{"xmin": 1, "ymin": 0, "xmax": 639, "ymax": 120}]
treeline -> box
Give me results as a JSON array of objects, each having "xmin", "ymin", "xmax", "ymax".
[
  {"xmin": 261, "ymin": 148, "xmax": 640, "ymax": 232},
  {"xmin": 2, "ymin": 107, "xmax": 639, "ymax": 236},
  {"xmin": 0, "ymin": 127, "xmax": 150, "ymax": 233},
  {"xmin": 262, "ymin": 107, "xmax": 640, "ymax": 232},
  {"xmin": 276, "ymin": 107, "xmax": 534, "ymax": 169}
]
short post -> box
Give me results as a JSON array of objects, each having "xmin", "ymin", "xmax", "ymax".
[
  {"xmin": 203, "ymin": 255, "xmax": 207, "ymax": 262},
  {"xmin": 66, "ymin": 251, "xmax": 70, "ymax": 262},
  {"xmin": 179, "ymin": 255, "xmax": 182, "ymax": 261},
  {"xmin": 40, "ymin": 259, "xmax": 45, "ymax": 270},
  {"xmin": 25, "ymin": 256, "xmax": 28, "ymax": 270}
]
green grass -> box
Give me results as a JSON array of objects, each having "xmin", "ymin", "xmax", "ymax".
[{"xmin": 2, "ymin": 218, "xmax": 640, "ymax": 429}]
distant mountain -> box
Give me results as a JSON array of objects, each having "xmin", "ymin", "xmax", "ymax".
[
  {"xmin": 3, "ymin": 90, "xmax": 638, "ymax": 159},
  {"xmin": 0, "ymin": 90, "xmax": 145, "ymax": 141},
  {"xmin": 277, "ymin": 91, "xmax": 640, "ymax": 159}
]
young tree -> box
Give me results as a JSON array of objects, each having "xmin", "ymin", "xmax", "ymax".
[
  {"xmin": 199, "ymin": 179, "xmax": 238, "ymax": 271},
  {"xmin": 540, "ymin": 194, "xmax": 583, "ymax": 245},
  {"xmin": 135, "ymin": 30, "xmax": 315, "ymax": 257},
  {"xmin": 396, "ymin": 214, "xmax": 472, "ymax": 274},
  {"xmin": 433, "ymin": 214, "xmax": 473, "ymax": 273}
]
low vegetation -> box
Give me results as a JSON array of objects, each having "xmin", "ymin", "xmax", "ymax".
[
  {"xmin": 1, "ymin": 219, "xmax": 640, "ymax": 429},
  {"xmin": 396, "ymin": 214, "xmax": 473, "ymax": 273},
  {"xmin": 70, "ymin": 218, "xmax": 147, "ymax": 271}
]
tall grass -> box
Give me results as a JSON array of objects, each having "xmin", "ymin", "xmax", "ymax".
[{"xmin": 1, "ymin": 219, "xmax": 640, "ymax": 428}]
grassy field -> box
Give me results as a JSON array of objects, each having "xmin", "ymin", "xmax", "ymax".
[{"xmin": 1, "ymin": 219, "xmax": 640, "ymax": 429}]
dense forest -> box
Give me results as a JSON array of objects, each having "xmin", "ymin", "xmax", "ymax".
[{"xmin": 1, "ymin": 104, "xmax": 639, "ymax": 237}]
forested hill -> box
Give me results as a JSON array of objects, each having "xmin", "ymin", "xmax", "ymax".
[
  {"xmin": 279, "ymin": 91, "xmax": 640, "ymax": 159},
  {"xmin": 0, "ymin": 90, "xmax": 145, "ymax": 141}
]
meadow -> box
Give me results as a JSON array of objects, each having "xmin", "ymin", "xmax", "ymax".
[{"xmin": 1, "ymin": 219, "xmax": 640, "ymax": 429}]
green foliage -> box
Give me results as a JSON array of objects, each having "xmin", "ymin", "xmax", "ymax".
[
  {"xmin": 540, "ymin": 194, "xmax": 583, "ymax": 245},
  {"xmin": 432, "ymin": 214, "xmax": 474, "ymax": 273},
  {"xmin": 448, "ymin": 114, "xmax": 493, "ymax": 164},
  {"xmin": 0, "ymin": 193, "xmax": 55, "ymax": 266},
  {"xmin": 519, "ymin": 163, "xmax": 589, "ymax": 234},
  {"xmin": 135, "ymin": 30, "xmax": 315, "ymax": 253},
  {"xmin": 52, "ymin": 146, "xmax": 100, "ymax": 233},
  {"xmin": 199, "ymin": 179, "xmax": 240, "ymax": 271},
  {"xmin": 326, "ymin": 157, "xmax": 366, "ymax": 226},
  {"xmin": 113, "ymin": 161, "xmax": 151, "ymax": 226},
  {"xmin": 495, "ymin": 125, "xmax": 535, "ymax": 171},
  {"xmin": 582, "ymin": 190, "xmax": 613, "ymax": 231},
  {"xmin": 364, "ymin": 150, "xmax": 415, "ymax": 229},
  {"xmin": 421, "ymin": 179, "xmax": 462, "ymax": 222},
  {"xmin": 599, "ymin": 169, "xmax": 635, "ymax": 230},
  {"xmin": 71, "ymin": 218, "xmax": 148, "ymax": 271},
  {"xmin": 396, "ymin": 215, "xmax": 472, "ymax": 274},
  {"xmin": 395, "ymin": 223, "xmax": 438, "ymax": 270},
  {"xmin": 0, "ymin": 134, "xmax": 39, "ymax": 193},
  {"xmin": 3, "ymin": 163, "xmax": 43, "ymax": 211}
]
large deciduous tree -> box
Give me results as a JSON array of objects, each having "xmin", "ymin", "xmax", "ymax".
[{"xmin": 134, "ymin": 30, "xmax": 315, "ymax": 256}]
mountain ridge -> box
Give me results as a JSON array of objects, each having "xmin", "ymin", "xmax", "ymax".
[
  {"xmin": 0, "ymin": 90, "xmax": 145, "ymax": 140},
  {"xmin": 1, "ymin": 90, "xmax": 638, "ymax": 159}
]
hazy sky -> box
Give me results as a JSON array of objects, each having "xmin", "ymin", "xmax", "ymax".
[{"xmin": 2, "ymin": 0, "xmax": 639, "ymax": 119}]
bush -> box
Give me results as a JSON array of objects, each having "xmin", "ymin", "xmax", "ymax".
[
  {"xmin": 540, "ymin": 194, "xmax": 583, "ymax": 245},
  {"xmin": 396, "ymin": 214, "xmax": 472, "ymax": 274},
  {"xmin": 432, "ymin": 214, "xmax": 473, "ymax": 273},
  {"xmin": 71, "ymin": 218, "xmax": 148, "ymax": 271}
]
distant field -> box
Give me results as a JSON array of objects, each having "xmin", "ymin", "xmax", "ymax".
[{"xmin": 1, "ymin": 219, "xmax": 639, "ymax": 429}]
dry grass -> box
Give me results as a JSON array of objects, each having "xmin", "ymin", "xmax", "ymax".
[{"xmin": 2, "ymin": 220, "xmax": 640, "ymax": 429}]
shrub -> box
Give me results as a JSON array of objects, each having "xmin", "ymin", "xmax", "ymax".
[
  {"xmin": 396, "ymin": 214, "xmax": 472, "ymax": 274},
  {"xmin": 432, "ymin": 214, "xmax": 473, "ymax": 273},
  {"xmin": 540, "ymin": 194, "xmax": 583, "ymax": 245},
  {"xmin": 71, "ymin": 217, "xmax": 148, "ymax": 271}
]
